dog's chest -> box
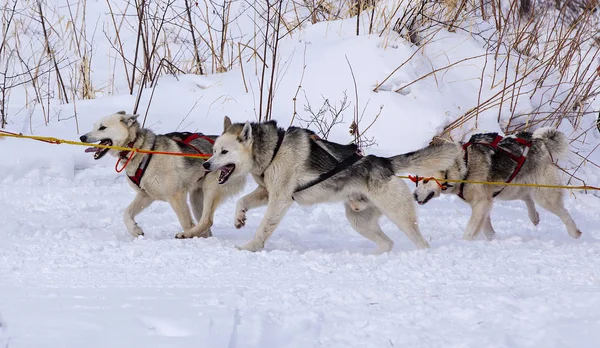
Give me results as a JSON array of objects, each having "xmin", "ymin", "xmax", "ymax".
[{"xmin": 125, "ymin": 168, "xmax": 166, "ymax": 198}]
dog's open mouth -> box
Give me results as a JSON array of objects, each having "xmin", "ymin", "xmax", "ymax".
[
  {"xmin": 84, "ymin": 139, "xmax": 112, "ymax": 160},
  {"xmin": 217, "ymin": 164, "xmax": 235, "ymax": 184},
  {"xmin": 416, "ymin": 191, "xmax": 435, "ymax": 205}
]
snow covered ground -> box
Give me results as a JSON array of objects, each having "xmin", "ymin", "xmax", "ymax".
[
  {"xmin": 1, "ymin": 157, "xmax": 600, "ymax": 347},
  {"xmin": 2, "ymin": 0, "xmax": 600, "ymax": 347}
]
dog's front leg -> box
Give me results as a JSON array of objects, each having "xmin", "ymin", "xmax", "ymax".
[
  {"xmin": 124, "ymin": 192, "xmax": 154, "ymax": 237},
  {"xmin": 238, "ymin": 196, "xmax": 293, "ymax": 252},
  {"xmin": 234, "ymin": 185, "xmax": 269, "ymax": 229},
  {"xmin": 168, "ymin": 192, "xmax": 195, "ymax": 234},
  {"xmin": 463, "ymin": 199, "xmax": 493, "ymax": 240}
]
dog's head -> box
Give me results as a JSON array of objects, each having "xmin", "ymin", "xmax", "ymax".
[
  {"xmin": 203, "ymin": 116, "xmax": 254, "ymax": 185},
  {"xmin": 79, "ymin": 111, "xmax": 139, "ymax": 160},
  {"xmin": 413, "ymin": 176, "xmax": 443, "ymax": 205}
]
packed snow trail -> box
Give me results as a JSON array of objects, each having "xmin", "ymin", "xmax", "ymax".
[
  {"xmin": 1, "ymin": 166, "xmax": 600, "ymax": 348},
  {"xmin": 1, "ymin": 0, "xmax": 599, "ymax": 346}
]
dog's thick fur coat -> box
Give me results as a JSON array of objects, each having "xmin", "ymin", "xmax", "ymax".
[
  {"xmin": 80, "ymin": 111, "xmax": 244, "ymax": 238},
  {"xmin": 413, "ymin": 127, "xmax": 582, "ymax": 240},
  {"xmin": 200, "ymin": 117, "xmax": 462, "ymax": 252}
]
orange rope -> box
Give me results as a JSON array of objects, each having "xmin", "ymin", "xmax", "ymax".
[{"xmin": 408, "ymin": 175, "xmax": 449, "ymax": 190}]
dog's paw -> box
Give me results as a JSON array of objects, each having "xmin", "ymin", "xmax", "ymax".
[
  {"xmin": 236, "ymin": 241, "xmax": 264, "ymax": 252},
  {"xmin": 175, "ymin": 228, "xmax": 212, "ymax": 239},
  {"xmin": 485, "ymin": 230, "xmax": 496, "ymax": 240},
  {"xmin": 530, "ymin": 212, "xmax": 540, "ymax": 226},
  {"xmin": 372, "ymin": 248, "xmax": 392, "ymax": 256},
  {"xmin": 570, "ymin": 229, "xmax": 582, "ymax": 239},
  {"xmin": 234, "ymin": 210, "xmax": 247, "ymax": 229},
  {"xmin": 175, "ymin": 231, "xmax": 194, "ymax": 239},
  {"xmin": 416, "ymin": 241, "xmax": 430, "ymax": 249},
  {"xmin": 129, "ymin": 225, "xmax": 145, "ymax": 238},
  {"xmin": 235, "ymin": 213, "xmax": 246, "ymax": 230},
  {"xmin": 374, "ymin": 241, "xmax": 394, "ymax": 254}
]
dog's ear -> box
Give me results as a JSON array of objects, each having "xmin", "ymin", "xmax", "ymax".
[
  {"xmin": 223, "ymin": 116, "xmax": 232, "ymax": 132},
  {"xmin": 238, "ymin": 121, "xmax": 253, "ymax": 144},
  {"xmin": 116, "ymin": 110, "xmax": 127, "ymax": 115},
  {"xmin": 121, "ymin": 114, "xmax": 139, "ymax": 126}
]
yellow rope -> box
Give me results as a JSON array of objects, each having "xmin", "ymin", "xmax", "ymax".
[
  {"xmin": 1, "ymin": 131, "xmax": 599, "ymax": 191},
  {"xmin": 397, "ymin": 175, "xmax": 600, "ymax": 191},
  {"xmin": 0, "ymin": 131, "xmax": 211, "ymax": 159}
]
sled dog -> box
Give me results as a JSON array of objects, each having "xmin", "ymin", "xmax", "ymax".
[
  {"xmin": 80, "ymin": 111, "xmax": 245, "ymax": 238},
  {"xmin": 412, "ymin": 127, "xmax": 582, "ymax": 240},
  {"xmin": 192, "ymin": 116, "xmax": 461, "ymax": 252}
]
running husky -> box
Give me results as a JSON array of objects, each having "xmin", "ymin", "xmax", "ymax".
[
  {"xmin": 192, "ymin": 116, "xmax": 461, "ymax": 252},
  {"xmin": 80, "ymin": 111, "xmax": 245, "ymax": 238},
  {"xmin": 413, "ymin": 127, "xmax": 582, "ymax": 240}
]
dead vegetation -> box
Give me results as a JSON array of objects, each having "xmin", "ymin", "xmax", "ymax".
[{"xmin": 0, "ymin": 0, "xmax": 598, "ymax": 181}]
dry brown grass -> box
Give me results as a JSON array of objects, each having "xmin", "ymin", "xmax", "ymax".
[{"xmin": 0, "ymin": 0, "xmax": 597, "ymax": 185}]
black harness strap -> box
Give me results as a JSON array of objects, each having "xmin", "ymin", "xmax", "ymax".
[
  {"xmin": 294, "ymin": 151, "xmax": 363, "ymax": 194},
  {"xmin": 272, "ymin": 130, "xmax": 285, "ymax": 161},
  {"xmin": 457, "ymin": 140, "xmax": 473, "ymax": 201},
  {"xmin": 260, "ymin": 130, "xmax": 285, "ymax": 178},
  {"xmin": 128, "ymin": 138, "xmax": 157, "ymax": 188},
  {"xmin": 258, "ymin": 130, "xmax": 363, "ymax": 194},
  {"xmin": 457, "ymin": 135, "xmax": 532, "ymax": 200}
]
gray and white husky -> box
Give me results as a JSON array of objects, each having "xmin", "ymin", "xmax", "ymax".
[
  {"xmin": 80, "ymin": 111, "xmax": 245, "ymax": 238},
  {"xmin": 413, "ymin": 127, "xmax": 582, "ymax": 240},
  {"xmin": 192, "ymin": 116, "xmax": 461, "ymax": 253}
]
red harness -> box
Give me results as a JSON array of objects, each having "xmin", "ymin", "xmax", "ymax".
[
  {"xmin": 173, "ymin": 132, "xmax": 215, "ymax": 148},
  {"xmin": 125, "ymin": 133, "xmax": 215, "ymax": 188},
  {"xmin": 457, "ymin": 135, "xmax": 532, "ymax": 200}
]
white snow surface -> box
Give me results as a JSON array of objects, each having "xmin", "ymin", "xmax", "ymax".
[
  {"xmin": 1, "ymin": 165, "xmax": 600, "ymax": 348},
  {"xmin": 2, "ymin": 1, "xmax": 600, "ymax": 347}
]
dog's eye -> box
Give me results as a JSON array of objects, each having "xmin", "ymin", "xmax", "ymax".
[
  {"xmin": 423, "ymin": 179, "xmax": 429, "ymax": 184},
  {"xmin": 98, "ymin": 126, "xmax": 106, "ymax": 131},
  {"xmin": 221, "ymin": 150, "xmax": 228, "ymax": 155}
]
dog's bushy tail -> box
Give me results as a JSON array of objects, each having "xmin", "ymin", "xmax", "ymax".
[
  {"xmin": 389, "ymin": 143, "xmax": 462, "ymax": 175},
  {"xmin": 533, "ymin": 127, "xmax": 569, "ymax": 160}
]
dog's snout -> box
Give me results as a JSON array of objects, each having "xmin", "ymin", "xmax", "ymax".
[
  {"xmin": 79, "ymin": 135, "xmax": 87, "ymax": 142},
  {"xmin": 203, "ymin": 161, "xmax": 211, "ymax": 170}
]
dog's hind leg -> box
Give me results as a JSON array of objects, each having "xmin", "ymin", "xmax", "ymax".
[
  {"xmin": 168, "ymin": 191, "xmax": 196, "ymax": 234},
  {"xmin": 532, "ymin": 189, "xmax": 582, "ymax": 239},
  {"xmin": 523, "ymin": 196, "xmax": 540, "ymax": 226},
  {"xmin": 368, "ymin": 178, "xmax": 430, "ymax": 249},
  {"xmin": 234, "ymin": 185, "xmax": 269, "ymax": 229},
  {"xmin": 344, "ymin": 202, "xmax": 394, "ymax": 253},
  {"xmin": 482, "ymin": 213, "xmax": 496, "ymax": 241},
  {"xmin": 124, "ymin": 192, "xmax": 154, "ymax": 237},
  {"xmin": 463, "ymin": 199, "xmax": 493, "ymax": 240}
]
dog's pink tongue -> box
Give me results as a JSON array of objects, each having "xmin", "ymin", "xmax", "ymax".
[{"xmin": 85, "ymin": 147, "xmax": 97, "ymax": 153}]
